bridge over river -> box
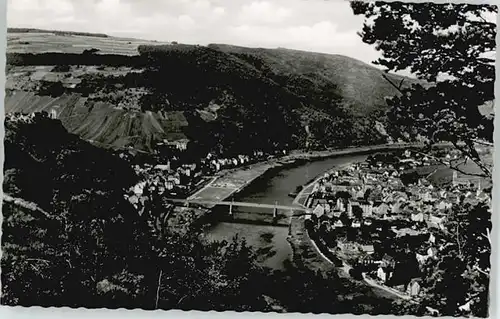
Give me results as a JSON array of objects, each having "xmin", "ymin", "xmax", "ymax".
[
  {"xmin": 166, "ymin": 198, "xmax": 306, "ymax": 211},
  {"xmin": 165, "ymin": 198, "xmax": 309, "ymax": 221}
]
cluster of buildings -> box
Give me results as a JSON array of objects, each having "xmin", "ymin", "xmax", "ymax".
[
  {"xmin": 123, "ymin": 162, "xmax": 200, "ymax": 214},
  {"xmin": 123, "ymin": 149, "xmax": 286, "ymax": 214},
  {"xmin": 204, "ymin": 152, "xmax": 252, "ymax": 172},
  {"xmin": 7, "ymin": 111, "xmax": 50, "ymax": 123},
  {"xmin": 305, "ymin": 150, "xmax": 491, "ymax": 300},
  {"xmin": 201, "ymin": 150, "xmax": 287, "ymax": 172}
]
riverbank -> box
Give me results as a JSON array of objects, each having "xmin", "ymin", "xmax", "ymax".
[
  {"xmin": 293, "ymin": 161, "xmax": 357, "ymax": 207},
  {"xmin": 286, "ymin": 159, "xmax": 355, "ymax": 271},
  {"xmin": 188, "ymin": 143, "xmax": 441, "ymax": 205},
  {"xmin": 287, "ymin": 215, "xmax": 337, "ymax": 273},
  {"xmin": 287, "ymin": 159, "xmax": 357, "ymax": 274}
]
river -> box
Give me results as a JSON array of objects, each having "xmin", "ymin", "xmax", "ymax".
[{"xmin": 203, "ymin": 153, "xmax": 369, "ymax": 269}]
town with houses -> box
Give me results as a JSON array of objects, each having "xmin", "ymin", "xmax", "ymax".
[
  {"xmin": 302, "ymin": 148, "xmax": 492, "ymax": 308},
  {"xmin": 8, "ymin": 110, "xmax": 492, "ymax": 315},
  {"xmin": 121, "ymin": 136, "xmax": 493, "ymax": 311},
  {"xmin": 123, "ymin": 146, "xmax": 278, "ymax": 214}
]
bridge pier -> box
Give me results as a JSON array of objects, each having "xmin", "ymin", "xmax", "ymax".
[
  {"xmin": 272, "ymin": 201, "xmax": 278, "ymax": 224},
  {"xmin": 228, "ymin": 199, "xmax": 234, "ymax": 219}
]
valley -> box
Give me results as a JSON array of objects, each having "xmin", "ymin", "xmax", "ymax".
[{"xmin": 2, "ymin": 23, "xmax": 492, "ymax": 317}]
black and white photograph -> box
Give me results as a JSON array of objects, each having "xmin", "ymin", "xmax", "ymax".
[{"xmin": 1, "ymin": 0, "xmax": 496, "ymax": 317}]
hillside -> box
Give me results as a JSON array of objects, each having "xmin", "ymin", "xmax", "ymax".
[
  {"xmin": 2, "ymin": 112, "xmax": 154, "ymax": 307},
  {"xmin": 208, "ymin": 44, "xmax": 415, "ymax": 116},
  {"xmin": 5, "ymin": 30, "xmax": 417, "ymax": 156},
  {"xmin": 1, "ymin": 113, "xmax": 279, "ymax": 310},
  {"xmin": 5, "ymin": 91, "xmax": 189, "ymax": 153},
  {"xmin": 3, "ymin": 112, "xmax": 138, "ymax": 209}
]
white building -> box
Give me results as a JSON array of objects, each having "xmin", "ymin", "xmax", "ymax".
[
  {"xmin": 313, "ymin": 204, "xmax": 325, "ymax": 217},
  {"xmin": 347, "ymin": 201, "xmax": 353, "ymax": 217},
  {"xmin": 377, "ymin": 267, "xmax": 388, "ymax": 282},
  {"xmin": 360, "ymin": 202, "xmax": 373, "ymax": 216}
]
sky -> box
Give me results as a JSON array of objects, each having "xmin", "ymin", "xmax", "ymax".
[{"xmin": 7, "ymin": 0, "xmax": 383, "ymax": 65}]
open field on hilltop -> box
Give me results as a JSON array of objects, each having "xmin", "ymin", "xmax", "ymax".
[
  {"xmin": 5, "ymin": 91, "xmax": 86, "ymax": 114},
  {"xmin": 7, "ymin": 32, "xmax": 169, "ymax": 56}
]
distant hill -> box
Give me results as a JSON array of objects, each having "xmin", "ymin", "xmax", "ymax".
[
  {"xmin": 7, "ymin": 29, "xmax": 167, "ymax": 56},
  {"xmin": 8, "ymin": 27, "xmax": 110, "ymax": 38},
  {"xmin": 5, "ymin": 32, "xmax": 419, "ymax": 155}
]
